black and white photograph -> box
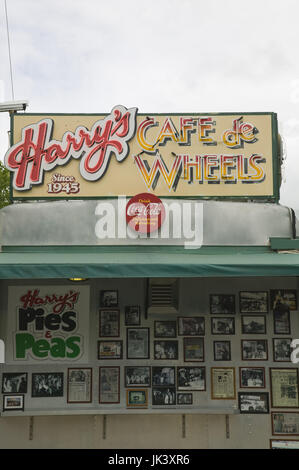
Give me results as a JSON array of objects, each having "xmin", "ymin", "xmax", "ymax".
[
  {"xmin": 211, "ymin": 317, "xmax": 235, "ymax": 335},
  {"xmin": 3, "ymin": 395, "xmax": 24, "ymax": 411},
  {"xmin": 178, "ymin": 317, "xmax": 205, "ymax": 336},
  {"xmin": 239, "ymin": 291, "xmax": 268, "ymax": 313},
  {"xmin": 154, "ymin": 321, "xmax": 177, "ymax": 338},
  {"xmin": 273, "ymin": 338, "xmax": 292, "ymax": 362},
  {"xmin": 100, "ymin": 290, "xmax": 118, "ymax": 308},
  {"xmin": 177, "ymin": 393, "xmax": 193, "ymax": 405},
  {"xmin": 177, "ymin": 366, "xmax": 206, "ymax": 391},
  {"xmin": 239, "ymin": 367, "xmax": 266, "ymax": 388},
  {"xmin": 127, "ymin": 328, "xmax": 150, "ymax": 359},
  {"xmin": 154, "ymin": 340, "xmax": 178, "ymax": 360},
  {"xmin": 238, "ymin": 392, "xmax": 269, "ymax": 414},
  {"xmin": 125, "ymin": 305, "xmax": 141, "ymax": 326},
  {"xmin": 99, "ymin": 309, "xmax": 120, "ymax": 337},
  {"xmin": 241, "ymin": 340, "xmax": 268, "ymax": 360},
  {"xmin": 271, "ymin": 289, "xmax": 297, "ymax": 311},
  {"xmin": 125, "ymin": 366, "xmax": 151, "ymax": 387},
  {"xmin": 213, "ymin": 341, "xmax": 231, "ymax": 361},
  {"xmin": 152, "ymin": 367, "xmax": 175, "ymax": 387},
  {"xmin": 32, "ymin": 373, "xmax": 64, "ymax": 397},
  {"xmin": 210, "ymin": 294, "xmax": 236, "ymax": 314},
  {"xmin": 274, "ymin": 309, "xmax": 291, "ymax": 335},
  {"xmin": 183, "ymin": 337, "xmax": 204, "ymax": 362},
  {"xmin": 2, "ymin": 373, "xmax": 27, "ymax": 394},
  {"xmin": 241, "ymin": 315, "xmax": 266, "ymax": 334},
  {"xmin": 152, "ymin": 387, "xmax": 176, "ymax": 406}
]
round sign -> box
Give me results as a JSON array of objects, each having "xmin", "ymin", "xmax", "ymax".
[{"xmin": 126, "ymin": 193, "xmax": 165, "ymax": 234}]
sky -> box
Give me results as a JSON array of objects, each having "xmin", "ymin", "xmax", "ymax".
[{"xmin": 0, "ymin": 0, "xmax": 299, "ymax": 209}]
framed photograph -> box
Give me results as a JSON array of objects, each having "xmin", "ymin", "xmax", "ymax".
[
  {"xmin": 270, "ymin": 368, "xmax": 299, "ymax": 408},
  {"xmin": 211, "ymin": 367, "xmax": 236, "ymax": 399},
  {"xmin": 100, "ymin": 290, "xmax": 118, "ymax": 308},
  {"xmin": 67, "ymin": 368, "xmax": 92, "ymax": 403},
  {"xmin": 210, "ymin": 294, "xmax": 235, "ymax": 314},
  {"xmin": 241, "ymin": 315, "xmax": 266, "ymax": 334},
  {"xmin": 177, "ymin": 393, "xmax": 193, "ymax": 405},
  {"xmin": 271, "ymin": 289, "xmax": 297, "ymax": 311},
  {"xmin": 274, "ymin": 309, "xmax": 291, "ymax": 335},
  {"xmin": 126, "ymin": 389, "xmax": 148, "ymax": 408},
  {"xmin": 125, "ymin": 306, "xmax": 141, "ymax": 326},
  {"xmin": 127, "ymin": 328, "xmax": 149, "ymax": 359},
  {"xmin": 213, "ymin": 340, "xmax": 231, "ymax": 361},
  {"xmin": 270, "ymin": 439, "xmax": 299, "ymax": 449},
  {"xmin": 273, "ymin": 338, "xmax": 292, "ymax": 362},
  {"xmin": 241, "ymin": 339, "xmax": 268, "ymax": 360},
  {"xmin": 99, "ymin": 309, "xmax": 120, "ymax": 337},
  {"xmin": 154, "ymin": 340, "xmax": 178, "ymax": 360},
  {"xmin": 125, "ymin": 366, "xmax": 151, "ymax": 387},
  {"xmin": 2, "ymin": 373, "xmax": 27, "ymax": 394},
  {"xmin": 239, "ymin": 367, "xmax": 265, "ymax": 388},
  {"xmin": 3, "ymin": 394, "xmax": 24, "ymax": 411},
  {"xmin": 152, "ymin": 387, "xmax": 176, "ymax": 406},
  {"xmin": 238, "ymin": 392, "xmax": 269, "ymax": 414},
  {"xmin": 239, "ymin": 291, "xmax": 268, "ymax": 313},
  {"xmin": 98, "ymin": 340, "xmax": 123, "ymax": 360},
  {"xmin": 178, "ymin": 317, "xmax": 205, "ymax": 336},
  {"xmin": 177, "ymin": 366, "xmax": 206, "ymax": 391},
  {"xmin": 211, "ymin": 317, "xmax": 235, "ymax": 335},
  {"xmin": 154, "ymin": 321, "xmax": 177, "ymax": 338},
  {"xmin": 272, "ymin": 412, "xmax": 299, "ymax": 436},
  {"xmin": 183, "ymin": 337, "xmax": 204, "ymax": 362},
  {"xmin": 99, "ymin": 367, "xmax": 120, "ymax": 404},
  {"xmin": 32, "ymin": 373, "xmax": 64, "ymax": 397},
  {"xmin": 152, "ymin": 367, "xmax": 175, "ymax": 387}
]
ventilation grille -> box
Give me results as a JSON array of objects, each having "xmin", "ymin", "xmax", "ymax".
[{"xmin": 147, "ymin": 279, "xmax": 179, "ymax": 314}]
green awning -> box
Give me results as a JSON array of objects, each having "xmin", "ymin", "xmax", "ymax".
[{"xmin": 0, "ymin": 246, "xmax": 299, "ymax": 279}]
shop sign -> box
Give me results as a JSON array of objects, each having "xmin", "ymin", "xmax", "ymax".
[
  {"xmin": 126, "ymin": 193, "xmax": 165, "ymax": 233},
  {"xmin": 6, "ymin": 286, "xmax": 90, "ymax": 363},
  {"xmin": 5, "ymin": 106, "xmax": 278, "ymax": 200}
]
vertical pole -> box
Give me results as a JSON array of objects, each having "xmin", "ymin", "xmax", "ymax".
[
  {"xmin": 225, "ymin": 415, "xmax": 230, "ymax": 439},
  {"xmin": 103, "ymin": 414, "xmax": 107, "ymax": 440},
  {"xmin": 29, "ymin": 416, "xmax": 34, "ymax": 441},
  {"xmin": 182, "ymin": 414, "xmax": 186, "ymax": 439}
]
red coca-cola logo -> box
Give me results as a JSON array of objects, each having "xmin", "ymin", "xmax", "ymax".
[{"xmin": 126, "ymin": 193, "xmax": 165, "ymax": 234}]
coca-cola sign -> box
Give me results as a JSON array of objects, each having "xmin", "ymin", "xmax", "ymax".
[{"xmin": 126, "ymin": 193, "xmax": 165, "ymax": 233}]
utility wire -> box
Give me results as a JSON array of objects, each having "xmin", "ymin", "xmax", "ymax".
[{"xmin": 4, "ymin": 0, "xmax": 14, "ymax": 100}]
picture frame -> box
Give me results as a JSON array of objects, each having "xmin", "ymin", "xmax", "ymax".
[
  {"xmin": 241, "ymin": 315, "xmax": 266, "ymax": 334},
  {"xmin": 98, "ymin": 340, "xmax": 123, "ymax": 360},
  {"xmin": 238, "ymin": 391, "xmax": 269, "ymax": 414},
  {"xmin": 211, "ymin": 367, "xmax": 236, "ymax": 399},
  {"xmin": 127, "ymin": 328, "xmax": 150, "ymax": 359},
  {"xmin": 154, "ymin": 321, "xmax": 177, "ymax": 338},
  {"xmin": 270, "ymin": 439, "xmax": 299, "ymax": 449},
  {"xmin": 211, "ymin": 317, "xmax": 235, "ymax": 335},
  {"xmin": 99, "ymin": 309, "xmax": 120, "ymax": 337},
  {"xmin": 99, "ymin": 366, "xmax": 120, "ymax": 404},
  {"xmin": 209, "ymin": 294, "xmax": 236, "ymax": 314},
  {"xmin": 67, "ymin": 368, "xmax": 92, "ymax": 403},
  {"xmin": 177, "ymin": 393, "xmax": 193, "ymax": 405},
  {"xmin": 239, "ymin": 367, "xmax": 266, "ymax": 388},
  {"xmin": 177, "ymin": 366, "xmax": 206, "ymax": 391},
  {"xmin": 270, "ymin": 368, "xmax": 299, "ymax": 408},
  {"xmin": 152, "ymin": 387, "xmax": 176, "ymax": 406},
  {"xmin": 273, "ymin": 338, "xmax": 292, "ymax": 362},
  {"xmin": 100, "ymin": 290, "xmax": 118, "ymax": 308},
  {"xmin": 125, "ymin": 366, "xmax": 151, "ymax": 387},
  {"xmin": 241, "ymin": 339, "xmax": 268, "ymax": 360},
  {"xmin": 178, "ymin": 317, "xmax": 205, "ymax": 336},
  {"xmin": 3, "ymin": 394, "xmax": 24, "ymax": 411},
  {"xmin": 154, "ymin": 340, "xmax": 178, "ymax": 360},
  {"xmin": 239, "ymin": 291, "xmax": 268, "ymax": 314},
  {"xmin": 183, "ymin": 337, "xmax": 204, "ymax": 362},
  {"xmin": 32, "ymin": 373, "xmax": 64, "ymax": 398},
  {"xmin": 152, "ymin": 367, "xmax": 175, "ymax": 387},
  {"xmin": 270, "ymin": 289, "xmax": 297, "ymax": 311},
  {"xmin": 125, "ymin": 305, "xmax": 141, "ymax": 326},
  {"xmin": 126, "ymin": 389, "xmax": 148, "ymax": 408},
  {"xmin": 273, "ymin": 309, "xmax": 291, "ymax": 335},
  {"xmin": 213, "ymin": 340, "xmax": 231, "ymax": 361},
  {"xmin": 272, "ymin": 412, "xmax": 299, "ymax": 436},
  {"xmin": 2, "ymin": 373, "xmax": 27, "ymax": 394}
]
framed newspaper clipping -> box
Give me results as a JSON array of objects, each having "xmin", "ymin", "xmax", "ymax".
[
  {"xmin": 67, "ymin": 368, "xmax": 92, "ymax": 403},
  {"xmin": 211, "ymin": 367, "xmax": 236, "ymax": 399},
  {"xmin": 270, "ymin": 368, "xmax": 299, "ymax": 408},
  {"xmin": 271, "ymin": 412, "xmax": 299, "ymax": 436}
]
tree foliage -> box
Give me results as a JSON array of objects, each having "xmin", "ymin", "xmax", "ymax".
[{"xmin": 0, "ymin": 161, "xmax": 11, "ymax": 209}]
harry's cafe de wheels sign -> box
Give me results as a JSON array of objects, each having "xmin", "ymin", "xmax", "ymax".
[{"xmin": 4, "ymin": 105, "xmax": 279, "ymax": 200}]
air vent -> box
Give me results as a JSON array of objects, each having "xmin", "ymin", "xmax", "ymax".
[{"xmin": 147, "ymin": 279, "xmax": 179, "ymax": 314}]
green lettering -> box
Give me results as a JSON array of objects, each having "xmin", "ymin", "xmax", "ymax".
[
  {"xmin": 50, "ymin": 337, "xmax": 66, "ymax": 358},
  {"xmin": 15, "ymin": 333, "xmax": 34, "ymax": 359},
  {"xmin": 66, "ymin": 336, "xmax": 81, "ymax": 358},
  {"xmin": 32, "ymin": 339, "xmax": 50, "ymax": 358}
]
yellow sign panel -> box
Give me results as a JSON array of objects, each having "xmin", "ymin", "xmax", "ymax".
[{"xmin": 5, "ymin": 106, "xmax": 278, "ymax": 199}]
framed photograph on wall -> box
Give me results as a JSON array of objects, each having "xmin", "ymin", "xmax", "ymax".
[
  {"xmin": 2, "ymin": 373, "xmax": 27, "ymax": 394},
  {"xmin": 125, "ymin": 306, "xmax": 141, "ymax": 326},
  {"xmin": 154, "ymin": 321, "xmax": 177, "ymax": 338},
  {"xmin": 99, "ymin": 309, "xmax": 120, "ymax": 337},
  {"xmin": 3, "ymin": 394, "xmax": 24, "ymax": 411},
  {"xmin": 152, "ymin": 367, "xmax": 175, "ymax": 387},
  {"xmin": 270, "ymin": 439, "xmax": 299, "ymax": 449},
  {"xmin": 67, "ymin": 368, "xmax": 92, "ymax": 403},
  {"xmin": 241, "ymin": 315, "xmax": 266, "ymax": 334},
  {"xmin": 239, "ymin": 367, "xmax": 265, "ymax": 388},
  {"xmin": 211, "ymin": 317, "xmax": 235, "ymax": 335},
  {"xmin": 270, "ymin": 289, "xmax": 297, "ymax": 311},
  {"xmin": 272, "ymin": 412, "xmax": 299, "ymax": 436},
  {"xmin": 213, "ymin": 341, "xmax": 231, "ymax": 361},
  {"xmin": 98, "ymin": 340, "xmax": 123, "ymax": 360},
  {"xmin": 99, "ymin": 366, "xmax": 120, "ymax": 404},
  {"xmin": 273, "ymin": 309, "xmax": 291, "ymax": 335},
  {"xmin": 100, "ymin": 290, "xmax": 118, "ymax": 308},
  {"xmin": 125, "ymin": 366, "xmax": 151, "ymax": 387},
  {"xmin": 241, "ymin": 339, "xmax": 268, "ymax": 360},
  {"xmin": 238, "ymin": 392, "xmax": 269, "ymax": 414},
  {"xmin": 183, "ymin": 337, "xmax": 204, "ymax": 362},
  {"xmin": 273, "ymin": 338, "xmax": 292, "ymax": 362},
  {"xmin": 209, "ymin": 294, "xmax": 236, "ymax": 314},
  {"xmin": 126, "ymin": 389, "xmax": 148, "ymax": 408},
  {"xmin": 152, "ymin": 387, "xmax": 176, "ymax": 406},
  {"xmin": 32, "ymin": 373, "xmax": 64, "ymax": 398},
  {"xmin": 270, "ymin": 368, "xmax": 299, "ymax": 408},
  {"xmin": 178, "ymin": 317, "xmax": 205, "ymax": 336},
  {"xmin": 177, "ymin": 393, "xmax": 193, "ymax": 405},
  {"xmin": 127, "ymin": 328, "xmax": 150, "ymax": 359},
  {"xmin": 211, "ymin": 367, "xmax": 236, "ymax": 399},
  {"xmin": 239, "ymin": 291, "xmax": 268, "ymax": 314},
  {"xmin": 177, "ymin": 366, "xmax": 206, "ymax": 391},
  {"xmin": 154, "ymin": 340, "xmax": 178, "ymax": 360}
]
